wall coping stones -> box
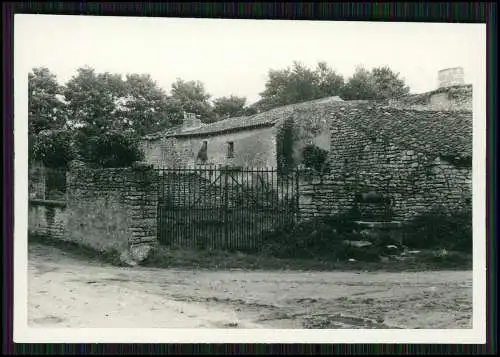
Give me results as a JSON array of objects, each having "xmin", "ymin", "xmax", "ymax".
[
  {"xmin": 353, "ymin": 221, "xmax": 403, "ymax": 229},
  {"xmin": 29, "ymin": 199, "xmax": 67, "ymax": 208},
  {"xmin": 131, "ymin": 161, "xmax": 155, "ymax": 170}
]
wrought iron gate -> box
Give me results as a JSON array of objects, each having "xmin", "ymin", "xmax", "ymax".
[{"xmin": 157, "ymin": 165, "xmax": 299, "ymax": 251}]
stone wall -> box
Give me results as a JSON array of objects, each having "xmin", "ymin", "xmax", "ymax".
[
  {"xmin": 298, "ymin": 112, "xmax": 472, "ymax": 222},
  {"xmin": 28, "ymin": 162, "xmax": 160, "ymax": 263}
]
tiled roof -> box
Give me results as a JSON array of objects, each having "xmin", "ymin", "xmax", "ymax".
[
  {"xmin": 169, "ymin": 96, "xmax": 344, "ymax": 137},
  {"xmin": 337, "ymin": 104, "xmax": 472, "ymax": 159}
]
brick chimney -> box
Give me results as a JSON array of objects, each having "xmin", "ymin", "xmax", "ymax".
[{"xmin": 181, "ymin": 112, "xmax": 203, "ymax": 131}]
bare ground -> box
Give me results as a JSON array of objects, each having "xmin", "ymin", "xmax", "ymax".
[{"xmin": 28, "ymin": 243, "xmax": 472, "ymax": 329}]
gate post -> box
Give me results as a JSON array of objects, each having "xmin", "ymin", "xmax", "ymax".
[
  {"xmin": 295, "ymin": 168, "xmax": 300, "ymax": 224},
  {"xmin": 126, "ymin": 162, "xmax": 160, "ymax": 262},
  {"xmin": 223, "ymin": 165, "xmax": 229, "ymax": 247}
]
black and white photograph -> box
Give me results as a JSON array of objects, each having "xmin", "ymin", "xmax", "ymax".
[{"xmin": 14, "ymin": 14, "xmax": 486, "ymax": 343}]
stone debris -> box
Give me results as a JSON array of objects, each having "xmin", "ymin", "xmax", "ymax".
[
  {"xmin": 119, "ymin": 250, "xmax": 138, "ymax": 267},
  {"xmin": 130, "ymin": 244, "xmax": 154, "ymax": 262},
  {"xmin": 343, "ymin": 240, "xmax": 373, "ymax": 248}
]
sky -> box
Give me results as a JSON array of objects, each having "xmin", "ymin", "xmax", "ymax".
[{"xmin": 15, "ymin": 15, "xmax": 485, "ymax": 105}]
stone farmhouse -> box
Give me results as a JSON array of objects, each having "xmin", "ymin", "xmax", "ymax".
[
  {"xmin": 140, "ymin": 88, "xmax": 472, "ymax": 174},
  {"xmin": 140, "ymin": 95, "xmax": 345, "ymax": 170},
  {"xmin": 140, "ymin": 68, "xmax": 472, "ymax": 221},
  {"xmin": 141, "ymin": 67, "xmax": 472, "ymax": 172}
]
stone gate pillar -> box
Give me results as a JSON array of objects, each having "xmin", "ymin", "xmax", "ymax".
[{"xmin": 127, "ymin": 161, "xmax": 160, "ymax": 262}]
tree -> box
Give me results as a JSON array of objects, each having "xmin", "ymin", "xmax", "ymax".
[
  {"xmin": 212, "ymin": 95, "xmax": 247, "ymax": 119},
  {"xmin": 340, "ymin": 66, "xmax": 376, "ymax": 100},
  {"xmin": 370, "ymin": 66, "xmax": 410, "ymax": 99},
  {"xmin": 163, "ymin": 97, "xmax": 186, "ymax": 126},
  {"xmin": 246, "ymin": 100, "xmax": 264, "ymax": 114},
  {"xmin": 243, "ymin": 105, "xmax": 259, "ymax": 116},
  {"xmin": 315, "ymin": 61, "xmax": 345, "ymax": 98},
  {"xmin": 258, "ymin": 61, "xmax": 344, "ymax": 111},
  {"xmin": 28, "ymin": 67, "xmax": 67, "ymax": 135},
  {"xmin": 341, "ymin": 65, "xmax": 410, "ymax": 100},
  {"xmin": 170, "ymin": 78, "xmax": 214, "ymax": 122},
  {"xmin": 64, "ymin": 67, "xmax": 127, "ymax": 135},
  {"xmin": 64, "ymin": 67, "xmax": 183, "ymax": 135},
  {"xmin": 65, "ymin": 67, "xmax": 174, "ymax": 165},
  {"xmin": 122, "ymin": 73, "xmax": 173, "ymax": 135},
  {"xmin": 258, "ymin": 66, "xmax": 293, "ymax": 110}
]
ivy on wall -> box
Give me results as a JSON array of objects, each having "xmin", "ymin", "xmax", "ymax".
[
  {"xmin": 302, "ymin": 144, "xmax": 329, "ymax": 173},
  {"xmin": 276, "ymin": 118, "xmax": 296, "ymax": 175}
]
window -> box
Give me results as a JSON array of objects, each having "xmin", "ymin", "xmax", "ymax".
[{"xmin": 227, "ymin": 141, "xmax": 234, "ymax": 158}]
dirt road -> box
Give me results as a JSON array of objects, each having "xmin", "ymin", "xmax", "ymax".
[{"xmin": 28, "ymin": 243, "xmax": 472, "ymax": 329}]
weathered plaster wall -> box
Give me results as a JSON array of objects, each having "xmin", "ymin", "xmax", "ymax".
[
  {"xmin": 165, "ymin": 127, "xmax": 278, "ymax": 168},
  {"xmin": 29, "ymin": 200, "xmax": 67, "ymax": 238},
  {"xmin": 29, "ymin": 164, "xmax": 46, "ymax": 199},
  {"xmin": 140, "ymin": 139, "xmax": 164, "ymax": 167},
  {"xmin": 142, "ymin": 127, "xmax": 278, "ymax": 169},
  {"xmin": 140, "ymin": 138, "xmax": 183, "ymax": 168}
]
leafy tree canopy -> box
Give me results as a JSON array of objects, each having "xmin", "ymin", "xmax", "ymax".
[
  {"xmin": 258, "ymin": 61, "xmax": 344, "ymax": 111},
  {"xmin": 341, "ymin": 65, "xmax": 410, "ymax": 100},
  {"xmin": 212, "ymin": 95, "xmax": 247, "ymax": 119},
  {"xmin": 257, "ymin": 62, "xmax": 410, "ymax": 110},
  {"xmin": 28, "ymin": 67, "xmax": 67, "ymax": 135},
  {"xmin": 170, "ymin": 78, "xmax": 214, "ymax": 122}
]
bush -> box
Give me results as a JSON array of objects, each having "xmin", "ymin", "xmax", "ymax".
[
  {"xmin": 261, "ymin": 213, "xmax": 361, "ymax": 259},
  {"xmin": 32, "ymin": 129, "xmax": 77, "ymax": 168},
  {"xmin": 302, "ymin": 144, "xmax": 329, "ymax": 172},
  {"xmin": 86, "ymin": 130, "xmax": 144, "ymax": 168},
  {"xmin": 403, "ymin": 206, "xmax": 472, "ymax": 253}
]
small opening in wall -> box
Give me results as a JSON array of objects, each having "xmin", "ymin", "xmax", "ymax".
[
  {"xmin": 197, "ymin": 141, "xmax": 208, "ymax": 164},
  {"xmin": 227, "ymin": 141, "xmax": 234, "ymax": 158}
]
